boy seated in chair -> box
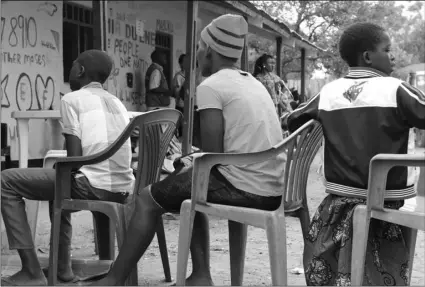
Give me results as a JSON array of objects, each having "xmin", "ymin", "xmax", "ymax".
[
  {"xmin": 1, "ymin": 50, "xmax": 135, "ymax": 286},
  {"xmin": 286, "ymin": 22, "xmax": 425, "ymax": 285}
]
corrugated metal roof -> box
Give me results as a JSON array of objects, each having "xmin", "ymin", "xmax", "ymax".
[{"xmin": 226, "ymin": 0, "xmax": 327, "ymax": 53}]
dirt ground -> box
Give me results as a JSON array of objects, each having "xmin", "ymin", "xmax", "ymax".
[{"xmin": 2, "ymin": 152, "xmax": 425, "ymax": 285}]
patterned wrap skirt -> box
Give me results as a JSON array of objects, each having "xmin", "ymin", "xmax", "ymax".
[{"xmin": 303, "ymin": 194, "xmax": 410, "ymax": 286}]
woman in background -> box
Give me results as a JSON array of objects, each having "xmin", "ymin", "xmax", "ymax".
[{"xmin": 253, "ymin": 54, "xmax": 292, "ymax": 117}]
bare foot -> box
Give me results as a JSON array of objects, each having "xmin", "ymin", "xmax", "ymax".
[
  {"xmin": 186, "ymin": 275, "xmax": 214, "ymax": 286},
  {"xmin": 42, "ymin": 265, "xmax": 75, "ymax": 282},
  {"xmin": 89, "ymin": 276, "xmax": 122, "ymax": 286},
  {"xmin": 171, "ymin": 274, "xmax": 214, "ymax": 286},
  {"xmin": 1, "ymin": 269, "xmax": 47, "ymax": 286}
]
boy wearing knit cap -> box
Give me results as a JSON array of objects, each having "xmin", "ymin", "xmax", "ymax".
[
  {"xmin": 1, "ymin": 50, "xmax": 134, "ymax": 286},
  {"xmin": 93, "ymin": 15, "xmax": 285, "ymax": 286}
]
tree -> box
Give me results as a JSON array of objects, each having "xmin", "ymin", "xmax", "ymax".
[{"xmin": 250, "ymin": 1, "xmax": 425, "ymax": 78}]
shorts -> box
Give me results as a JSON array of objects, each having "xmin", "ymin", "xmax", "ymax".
[{"xmin": 150, "ymin": 165, "xmax": 281, "ymax": 213}]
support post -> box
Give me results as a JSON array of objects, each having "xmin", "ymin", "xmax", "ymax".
[
  {"xmin": 182, "ymin": 1, "xmax": 199, "ymax": 155},
  {"xmin": 92, "ymin": 0, "xmax": 102, "ymax": 50},
  {"xmin": 409, "ymin": 72, "xmax": 417, "ymax": 86},
  {"xmin": 276, "ymin": 37, "xmax": 282, "ymax": 77},
  {"xmin": 0, "ymin": 0, "xmax": 5, "ymax": 251},
  {"xmin": 93, "ymin": 0, "xmax": 109, "ymax": 94},
  {"xmin": 240, "ymin": 15, "xmax": 249, "ymax": 72},
  {"xmin": 300, "ymin": 48, "xmax": 306, "ymax": 102}
]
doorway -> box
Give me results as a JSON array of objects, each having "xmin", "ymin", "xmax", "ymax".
[{"xmin": 155, "ymin": 32, "xmax": 173, "ymax": 88}]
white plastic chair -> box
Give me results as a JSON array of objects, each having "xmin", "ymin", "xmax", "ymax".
[
  {"xmin": 351, "ymin": 153, "xmax": 425, "ymax": 285},
  {"xmin": 175, "ymin": 119, "xmax": 323, "ymax": 286}
]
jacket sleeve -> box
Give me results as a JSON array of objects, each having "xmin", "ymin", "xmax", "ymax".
[
  {"xmin": 287, "ymin": 93, "xmax": 320, "ymax": 133},
  {"xmin": 396, "ymin": 82, "xmax": 425, "ymax": 129}
]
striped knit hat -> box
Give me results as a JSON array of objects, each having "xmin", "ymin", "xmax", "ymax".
[{"xmin": 200, "ymin": 14, "xmax": 248, "ymax": 59}]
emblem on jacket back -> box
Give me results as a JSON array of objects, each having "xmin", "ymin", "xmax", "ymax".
[{"xmin": 343, "ymin": 81, "xmax": 367, "ymax": 103}]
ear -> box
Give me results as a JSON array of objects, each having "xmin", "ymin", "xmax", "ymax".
[
  {"xmin": 205, "ymin": 46, "xmax": 213, "ymax": 59},
  {"xmin": 77, "ymin": 65, "xmax": 85, "ymax": 78},
  {"xmin": 362, "ymin": 51, "xmax": 372, "ymax": 65}
]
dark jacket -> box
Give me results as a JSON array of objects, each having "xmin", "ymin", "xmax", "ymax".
[
  {"xmin": 145, "ymin": 63, "xmax": 170, "ymax": 107},
  {"xmin": 287, "ymin": 67, "xmax": 425, "ymax": 200}
]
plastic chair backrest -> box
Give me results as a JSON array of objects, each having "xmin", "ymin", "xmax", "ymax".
[
  {"xmin": 133, "ymin": 109, "xmax": 181, "ymax": 192},
  {"xmin": 282, "ymin": 121, "xmax": 323, "ymax": 206}
]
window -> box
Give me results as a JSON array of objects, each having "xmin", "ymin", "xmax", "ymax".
[{"xmin": 63, "ymin": 2, "xmax": 93, "ymax": 82}]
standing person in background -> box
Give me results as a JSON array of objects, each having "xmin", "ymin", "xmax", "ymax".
[
  {"xmin": 253, "ymin": 54, "xmax": 292, "ymax": 116},
  {"xmin": 145, "ymin": 49, "xmax": 172, "ymax": 111},
  {"xmin": 173, "ymin": 54, "xmax": 187, "ymax": 115},
  {"xmin": 172, "ymin": 54, "xmax": 187, "ymax": 137}
]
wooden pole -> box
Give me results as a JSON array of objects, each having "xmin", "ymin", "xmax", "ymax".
[
  {"xmin": 92, "ymin": 0, "xmax": 102, "ymax": 50},
  {"xmin": 276, "ymin": 37, "xmax": 282, "ymax": 77},
  {"xmin": 240, "ymin": 16, "xmax": 249, "ymax": 72},
  {"xmin": 0, "ymin": 0, "xmax": 5, "ymax": 251},
  {"xmin": 182, "ymin": 1, "xmax": 198, "ymax": 156},
  {"xmin": 300, "ymin": 48, "xmax": 306, "ymax": 102}
]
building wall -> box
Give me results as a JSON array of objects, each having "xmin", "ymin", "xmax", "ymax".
[
  {"xmin": 1, "ymin": 0, "xmax": 188, "ymax": 160},
  {"xmin": 1, "ymin": 1, "xmax": 64, "ymax": 160},
  {"xmin": 105, "ymin": 1, "xmax": 187, "ymax": 111},
  {"xmin": 0, "ymin": 0, "xmax": 245, "ymax": 161}
]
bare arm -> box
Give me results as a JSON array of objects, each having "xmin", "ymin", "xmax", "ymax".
[
  {"xmin": 199, "ymin": 109, "xmax": 224, "ymax": 153},
  {"xmin": 64, "ymin": 134, "xmax": 82, "ymax": 157}
]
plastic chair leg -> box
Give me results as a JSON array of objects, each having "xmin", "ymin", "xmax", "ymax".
[
  {"xmin": 156, "ymin": 217, "xmax": 172, "ymax": 282},
  {"xmin": 351, "ymin": 205, "xmax": 370, "ymax": 286},
  {"xmin": 266, "ymin": 214, "xmax": 288, "ymax": 286},
  {"xmin": 48, "ymin": 207, "xmax": 62, "ymax": 286},
  {"xmin": 176, "ymin": 201, "xmax": 196, "ymax": 286},
  {"xmin": 228, "ymin": 221, "xmax": 247, "ymax": 286},
  {"xmin": 297, "ymin": 206, "xmax": 311, "ymax": 240},
  {"xmin": 92, "ymin": 212, "xmax": 116, "ymax": 260}
]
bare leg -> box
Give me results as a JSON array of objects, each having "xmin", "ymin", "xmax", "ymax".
[
  {"xmin": 1, "ymin": 249, "xmax": 47, "ymax": 286},
  {"xmin": 185, "ymin": 212, "xmax": 214, "ymax": 286},
  {"xmin": 91, "ymin": 186, "xmax": 165, "ymax": 286}
]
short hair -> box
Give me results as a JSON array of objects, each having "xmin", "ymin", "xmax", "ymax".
[
  {"xmin": 338, "ymin": 22, "xmax": 387, "ymax": 67},
  {"xmin": 76, "ymin": 49, "xmax": 112, "ymax": 84},
  {"xmin": 217, "ymin": 52, "xmax": 239, "ymax": 64},
  {"xmin": 178, "ymin": 54, "xmax": 186, "ymax": 65},
  {"xmin": 151, "ymin": 49, "xmax": 163, "ymax": 62}
]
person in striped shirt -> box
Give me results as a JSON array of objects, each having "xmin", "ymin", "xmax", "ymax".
[{"xmin": 1, "ymin": 50, "xmax": 135, "ymax": 286}]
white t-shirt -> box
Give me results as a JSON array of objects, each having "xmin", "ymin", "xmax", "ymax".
[
  {"xmin": 149, "ymin": 69, "xmax": 162, "ymax": 90},
  {"xmin": 196, "ymin": 69, "xmax": 286, "ymax": 197}
]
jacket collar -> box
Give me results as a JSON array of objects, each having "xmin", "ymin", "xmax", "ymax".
[{"xmin": 345, "ymin": 67, "xmax": 388, "ymax": 79}]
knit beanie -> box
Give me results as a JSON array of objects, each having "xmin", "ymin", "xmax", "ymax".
[{"xmin": 200, "ymin": 14, "xmax": 248, "ymax": 59}]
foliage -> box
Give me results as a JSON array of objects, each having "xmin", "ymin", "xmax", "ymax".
[{"xmin": 249, "ymin": 1, "xmax": 425, "ymax": 78}]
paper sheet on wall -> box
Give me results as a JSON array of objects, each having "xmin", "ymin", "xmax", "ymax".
[{"xmin": 136, "ymin": 19, "xmax": 145, "ymax": 37}]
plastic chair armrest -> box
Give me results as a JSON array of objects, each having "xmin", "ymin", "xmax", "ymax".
[{"xmin": 367, "ymin": 153, "xmax": 425, "ymax": 211}]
